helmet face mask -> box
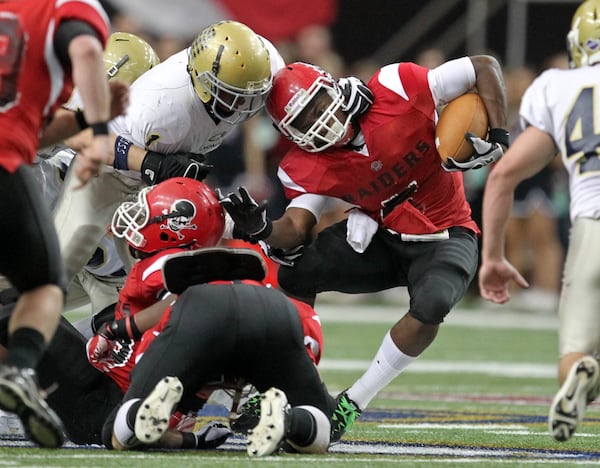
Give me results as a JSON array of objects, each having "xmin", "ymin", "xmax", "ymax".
[
  {"xmin": 103, "ymin": 32, "xmax": 160, "ymax": 85},
  {"xmin": 567, "ymin": 0, "xmax": 600, "ymax": 68},
  {"xmin": 266, "ymin": 63, "xmax": 352, "ymax": 152},
  {"xmin": 187, "ymin": 21, "xmax": 272, "ymax": 124},
  {"xmin": 111, "ymin": 178, "xmax": 224, "ymax": 254}
]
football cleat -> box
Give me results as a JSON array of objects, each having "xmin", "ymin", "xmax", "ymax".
[
  {"xmin": 246, "ymin": 387, "xmax": 290, "ymax": 457},
  {"xmin": 134, "ymin": 376, "xmax": 183, "ymax": 444},
  {"xmin": 549, "ymin": 356, "xmax": 600, "ymax": 442},
  {"xmin": 231, "ymin": 393, "xmax": 262, "ymax": 434},
  {"xmin": 330, "ymin": 391, "xmax": 361, "ymax": 443},
  {"xmin": 0, "ymin": 365, "xmax": 65, "ymax": 448}
]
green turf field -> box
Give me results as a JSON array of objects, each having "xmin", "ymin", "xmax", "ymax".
[{"xmin": 1, "ymin": 298, "xmax": 598, "ymax": 467}]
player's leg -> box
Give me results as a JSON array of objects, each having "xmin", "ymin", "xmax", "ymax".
[
  {"xmin": 550, "ymin": 218, "xmax": 600, "ymax": 441},
  {"xmin": 332, "ymin": 227, "xmax": 478, "ymax": 441},
  {"xmin": 278, "ymin": 220, "xmax": 400, "ymax": 304},
  {"xmin": 53, "ymin": 169, "xmax": 141, "ymax": 282},
  {"xmin": 104, "ymin": 285, "xmax": 236, "ymax": 449},
  {"xmin": 241, "ymin": 290, "xmax": 332, "ymax": 455},
  {"xmin": 0, "ymin": 166, "xmax": 67, "ymax": 448}
]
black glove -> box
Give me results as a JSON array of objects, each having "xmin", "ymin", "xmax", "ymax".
[
  {"xmin": 140, "ymin": 151, "xmax": 213, "ymax": 185},
  {"xmin": 442, "ymin": 128, "xmax": 509, "ymax": 172},
  {"xmin": 217, "ymin": 187, "xmax": 272, "ymax": 240},
  {"xmin": 338, "ymin": 76, "xmax": 374, "ymax": 121},
  {"xmin": 258, "ymin": 241, "xmax": 304, "ymax": 267}
]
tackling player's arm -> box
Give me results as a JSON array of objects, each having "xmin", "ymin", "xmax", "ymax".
[
  {"xmin": 220, "ymin": 188, "xmax": 323, "ymax": 249},
  {"xmin": 478, "ymin": 125, "xmax": 557, "ymax": 303},
  {"xmin": 268, "ymin": 207, "xmax": 317, "ymax": 249}
]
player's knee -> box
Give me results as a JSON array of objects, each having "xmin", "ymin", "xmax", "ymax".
[{"xmin": 410, "ymin": 277, "xmax": 459, "ymax": 324}]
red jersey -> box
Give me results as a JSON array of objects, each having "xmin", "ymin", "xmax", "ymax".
[
  {"xmin": 135, "ymin": 279, "xmax": 324, "ymax": 368},
  {"xmin": 278, "ymin": 63, "xmax": 480, "ymax": 236},
  {"xmin": 0, "ymin": 0, "xmax": 109, "ymax": 172},
  {"xmin": 88, "ymin": 247, "xmax": 179, "ymax": 392},
  {"xmin": 90, "ymin": 251, "xmax": 324, "ymax": 393}
]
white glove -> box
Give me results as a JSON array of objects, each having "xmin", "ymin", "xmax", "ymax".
[
  {"xmin": 442, "ymin": 128, "xmax": 509, "ymax": 172},
  {"xmin": 258, "ymin": 240, "xmax": 304, "ymax": 267}
]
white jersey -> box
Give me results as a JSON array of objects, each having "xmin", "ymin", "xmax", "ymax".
[
  {"xmin": 520, "ymin": 66, "xmax": 600, "ymax": 221},
  {"xmin": 109, "ymin": 38, "xmax": 285, "ymax": 181},
  {"xmin": 109, "ymin": 49, "xmax": 235, "ymax": 181}
]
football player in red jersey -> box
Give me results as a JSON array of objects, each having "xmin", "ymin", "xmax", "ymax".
[
  {"xmin": 104, "ymin": 268, "xmax": 333, "ymax": 457},
  {"xmin": 0, "ymin": 0, "xmax": 127, "ymax": 448},
  {"xmin": 87, "ymin": 176, "xmax": 327, "ymax": 454},
  {"xmin": 220, "ymin": 56, "xmax": 509, "ymax": 441}
]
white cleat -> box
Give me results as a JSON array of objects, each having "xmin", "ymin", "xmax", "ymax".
[
  {"xmin": 134, "ymin": 376, "xmax": 183, "ymax": 445},
  {"xmin": 246, "ymin": 387, "xmax": 290, "ymax": 457},
  {"xmin": 549, "ymin": 356, "xmax": 600, "ymax": 442}
]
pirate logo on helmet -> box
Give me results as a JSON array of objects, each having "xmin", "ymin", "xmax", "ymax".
[{"xmin": 160, "ymin": 199, "xmax": 198, "ymax": 240}]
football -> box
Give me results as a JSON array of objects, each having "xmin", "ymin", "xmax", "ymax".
[{"xmin": 435, "ymin": 93, "xmax": 489, "ymax": 163}]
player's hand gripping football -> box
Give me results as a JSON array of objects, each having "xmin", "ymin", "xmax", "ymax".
[
  {"xmin": 442, "ymin": 128, "xmax": 509, "ymax": 172},
  {"xmin": 217, "ymin": 186, "xmax": 272, "ymax": 240}
]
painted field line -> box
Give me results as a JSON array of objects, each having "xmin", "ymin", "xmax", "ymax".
[
  {"xmin": 316, "ymin": 303, "xmax": 558, "ymax": 330},
  {"xmin": 320, "ymin": 358, "xmax": 555, "ymax": 378}
]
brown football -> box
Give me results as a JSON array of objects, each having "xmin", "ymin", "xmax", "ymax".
[{"xmin": 435, "ymin": 93, "xmax": 489, "ymax": 163}]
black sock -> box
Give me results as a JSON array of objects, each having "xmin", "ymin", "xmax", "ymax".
[
  {"xmin": 286, "ymin": 407, "xmax": 317, "ymax": 447},
  {"xmin": 5, "ymin": 327, "xmax": 46, "ymax": 369}
]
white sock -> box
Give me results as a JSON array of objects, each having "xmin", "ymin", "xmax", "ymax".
[
  {"xmin": 346, "ymin": 331, "xmax": 417, "ymax": 409},
  {"xmin": 113, "ymin": 398, "xmax": 141, "ymax": 449}
]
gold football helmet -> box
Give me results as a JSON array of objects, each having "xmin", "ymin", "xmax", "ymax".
[
  {"xmin": 567, "ymin": 0, "xmax": 600, "ymax": 68},
  {"xmin": 104, "ymin": 32, "xmax": 160, "ymax": 85},
  {"xmin": 187, "ymin": 20, "xmax": 272, "ymax": 124}
]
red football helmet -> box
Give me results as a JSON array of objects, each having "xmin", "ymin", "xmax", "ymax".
[
  {"xmin": 111, "ymin": 177, "xmax": 224, "ymax": 253},
  {"xmin": 265, "ymin": 62, "xmax": 352, "ymax": 152}
]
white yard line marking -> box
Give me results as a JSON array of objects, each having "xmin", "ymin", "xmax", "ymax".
[{"xmin": 320, "ymin": 358, "xmax": 555, "ymax": 378}]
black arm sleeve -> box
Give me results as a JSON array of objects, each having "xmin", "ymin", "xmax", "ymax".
[{"xmin": 54, "ymin": 19, "xmax": 101, "ymax": 68}]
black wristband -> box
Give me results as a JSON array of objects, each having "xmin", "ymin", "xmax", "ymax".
[
  {"xmin": 140, "ymin": 151, "xmax": 163, "ymax": 185},
  {"xmin": 489, "ymin": 128, "xmax": 510, "ymax": 148},
  {"xmin": 108, "ymin": 316, "xmax": 142, "ymax": 340},
  {"xmin": 90, "ymin": 121, "xmax": 109, "ymax": 136},
  {"xmin": 74, "ymin": 109, "xmax": 88, "ymax": 130},
  {"xmin": 113, "ymin": 136, "xmax": 132, "ymax": 170}
]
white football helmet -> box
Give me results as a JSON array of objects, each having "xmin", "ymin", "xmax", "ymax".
[{"xmin": 567, "ymin": 0, "xmax": 600, "ymax": 68}]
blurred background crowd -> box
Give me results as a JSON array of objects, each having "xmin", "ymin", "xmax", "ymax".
[{"xmin": 99, "ymin": 0, "xmax": 581, "ymax": 311}]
